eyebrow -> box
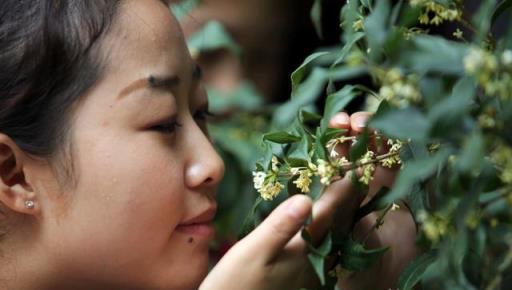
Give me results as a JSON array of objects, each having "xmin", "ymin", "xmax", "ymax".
[{"xmin": 117, "ymin": 64, "xmax": 202, "ymax": 100}]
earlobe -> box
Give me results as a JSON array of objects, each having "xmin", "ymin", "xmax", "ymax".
[{"xmin": 0, "ymin": 134, "xmax": 40, "ymax": 216}]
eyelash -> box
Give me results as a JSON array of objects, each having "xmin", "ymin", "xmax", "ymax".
[
  {"xmin": 151, "ymin": 119, "xmax": 183, "ymax": 134},
  {"xmin": 194, "ymin": 109, "xmax": 215, "ymax": 121},
  {"xmin": 151, "ymin": 109, "xmax": 214, "ymax": 134}
]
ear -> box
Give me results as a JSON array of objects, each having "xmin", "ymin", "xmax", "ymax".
[{"xmin": 0, "ymin": 133, "xmax": 39, "ymax": 215}]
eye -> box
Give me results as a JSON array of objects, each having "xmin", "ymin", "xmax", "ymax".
[
  {"xmin": 194, "ymin": 108, "xmax": 215, "ymax": 121},
  {"xmin": 150, "ymin": 118, "xmax": 183, "ymax": 134}
]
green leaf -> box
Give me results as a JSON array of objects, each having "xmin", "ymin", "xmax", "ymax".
[
  {"xmin": 289, "ymin": 134, "xmax": 310, "ymax": 160},
  {"xmin": 311, "ymin": 0, "xmax": 323, "ymax": 39},
  {"xmin": 274, "ymin": 68, "xmax": 328, "ymax": 127},
  {"xmin": 187, "ymin": 21, "xmax": 241, "ymax": 56},
  {"xmin": 399, "ymin": 35, "xmax": 468, "ymax": 74},
  {"xmin": 428, "ymin": 77, "xmax": 476, "ymax": 123},
  {"xmin": 170, "ymin": 0, "xmax": 201, "ymax": 21},
  {"xmin": 325, "ymin": 65, "xmax": 368, "ymax": 82},
  {"xmin": 237, "ymin": 197, "xmax": 263, "ymax": 239},
  {"xmin": 457, "ymin": 131, "xmax": 485, "ymax": 173},
  {"xmin": 340, "ymin": 0, "xmax": 361, "ymax": 39},
  {"xmin": 301, "ymin": 110, "xmax": 322, "ymax": 124},
  {"xmin": 263, "ymin": 132, "xmax": 301, "ymax": 144},
  {"xmin": 303, "ymin": 231, "xmax": 332, "ymax": 285},
  {"xmin": 492, "ymin": 0, "xmax": 512, "ymax": 25},
  {"xmin": 364, "ymin": 0, "xmax": 391, "ymax": 61},
  {"xmin": 332, "ymin": 32, "xmax": 365, "ymax": 67},
  {"xmin": 397, "ymin": 250, "xmax": 438, "ymax": 290},
  {"xmin": 350, "ymin": 129, "xmax": 370, "ymax": 162},
  {"xmin": 320, "ymin": 85, "xmax": 358, "ymax": 131},
  {"xmin": 428, "ymin": 77, "xmax": 476, "ymax": 137},
  {"xmin": 370, "ymin": 108, "xmax": 429, "ymax": 141},
  {"xmin": 390, "ymin": 0, "xmax": 404, "ymax": 25},
  {"xmin": 324, "ymin": 128, "xmax": 347, "ymax": 141},
  {"xmin": 383, "ymin": 148, "xmax": 450, "ymax": 203},
  {"xmin": 473, "ymin": 0, "xmax": 498, "ymax": 43},
  {"xmin": 338, "ymin": 238, "xmax": 389, "ymax": 271},
  {"xmin": 314, "ymin": 127, "xmax": 327, "ymax": 161},
  {"xmin": 505, "ymin": 13, "xmax": 512, "ymax": 48},
  {"xmin": 291, "ymin": 52, "xmax": 329, "ymax": 93},
  {"xmin": 308, "ymin": 253, "xmax": 326, "ymax": 285},
  {"xmin": 287, "ymin": 158, "xmax": 309, "ymax": 168}
]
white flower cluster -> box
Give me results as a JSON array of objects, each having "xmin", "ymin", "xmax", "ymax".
[
  {"xmin": 379, "ymin": 68, "xmax": 421, "ymax": 108},
  {"xmin": 252, "ymin": 156, "xmax": 284, "ymax": 200},
  {"xmin": 410, "ymin": 0, "xmax": 461, "ymax": 26},
  {"xmin": 313, "ymin": 159, "xmax": 336, "ymax": 185},
  {"xmin": 464, "ymin": 47, "xmax": 512, "ymax": 100},
  {"xmin": 358, "ymin": 150, "xmax": 376, "ymax": 185},
  {"xmin": 380, "ymin": 139, "xmax": 403, "ymax": 168},
  {"xmin": 291, "ymin": 168, "xmax": 313, "ymax": 193}
]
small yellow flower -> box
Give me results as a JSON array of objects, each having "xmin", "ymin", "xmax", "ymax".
[
  {"xmin": 464, "ymin": 49, "xmax": 483, "ymax": 73},
  {"xmin": 379, "ymin": 85, "xmax": 395, "ymax": 100},
  {"xmin": 316, "ymin": 159, "xmax": 335, "ymax": 185},
  {"xmin": 418, "ymin": 13, "xmax": 430, "ymax": 24},
  {"xmin": 491, "ymin": 144, "xmax": 512, "ymax": 184},
  {"xmin": 352, "ymin": 19, "xmax": 364, "ymax": 31},
  {"xmin": 502, "ymin": 50, "xmax": 512, "ymax": 67},
  {"xmin": 453, "ymin": 28, "xmax": 463, "ymax": 39},
  {"xmin": 252, "ymin": 171, "xmax": 266, "ymax": 190},
  {"xmin": 430, "ymin": 15, "xmax": 443, "ymax": 26},
  {"xmin": 308, "ymin": 161, "xmax": 318, "ymax": 172},
  {"xmin": 381, "ymin": 139, "xmax": 403, "ymax": 168},
  {"xmin": 445, "ymin": 9, "xmax": 461, "ymax": 21},
  {"xmin": 421, "ymin": 214, "xmax": 448, "ymax": 244},
  {"xmin": 259, "ymin": 179, "xmax": 284, "ymax": 200},
  {"xmin": 271, "ymin": 155, "xmax": 280, "ymax": 172},
  {"xmin": 293, "ymin": 169, "xmax": 313, "ymax": 193},
  {"xmin": 358, "ymin": 150, "xmax": 376, "ymax": 185}
]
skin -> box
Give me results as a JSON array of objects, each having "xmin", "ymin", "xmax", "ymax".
[
  {"xmin": 0, "ymin": 1, "xmax": 224, "ymax": 289},
  {"xmin": 0, "ymin": 0, "xmax": 417, "ymax": 289}
]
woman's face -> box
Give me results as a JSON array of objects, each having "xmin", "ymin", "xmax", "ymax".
[{"xmin": 34, "ymin": 0, "xmax": 224, "ymax": 289}]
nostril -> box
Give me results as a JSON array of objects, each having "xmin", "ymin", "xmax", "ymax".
[{"xmin": 204, "ymin": 177, "xmax": 213, "ymax": 184}]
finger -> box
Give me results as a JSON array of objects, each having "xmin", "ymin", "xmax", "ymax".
[
  {"xmin": 241, "ymin": 194, "xmax": 313, "ymax": 263},
  {"xmin": 291, "ymin": 175, "xmax": 364, "ymax": 246},
  {"xmin": 328, "ymin": 112, "xmax": 351, "ymax": 129},
  {"xmin": 350, "ymin": 111, "xmax": 372, "ymax": 135},
  {"xmin": 328, "ymin": 112, "xmax": 351, "ymax": 158},
  {"xmin": 350, "ymin": 111, "xmax": 380, "ymax": 153},
  {"xmin": 365, "ymin": 165, "xmax": 398, "ymax": 202}
]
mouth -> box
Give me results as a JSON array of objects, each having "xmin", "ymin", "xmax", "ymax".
[{"xmin": 176, "ymin": 205, "xmax": 217, "ymax": 238}]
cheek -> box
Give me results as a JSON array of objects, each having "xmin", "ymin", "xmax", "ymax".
[
  {"xmin": 80, "ymin": 134, "xmax": 183, "ymax": 236},
  {"xmin": 47, "ymin": 133, "xmax": 187, "ymax": 278}
]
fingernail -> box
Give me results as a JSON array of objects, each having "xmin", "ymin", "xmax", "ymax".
[
  {"xmin": 286, "ymin": 195, "xmax": 311, "ymax": 219},
  {"xmin": 354, "ymin": 117, "xmax": 368, "ymax": 129},
  {"xmin": 333, "ymin": 114, "xmax": 350, "ymax": 127}
]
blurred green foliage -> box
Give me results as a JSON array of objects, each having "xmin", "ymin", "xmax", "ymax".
[{"xmin": 174, "ymin": 0, "xmax": 512, "ymax": 289}]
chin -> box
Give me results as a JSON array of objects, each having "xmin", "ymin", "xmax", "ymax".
[{"xmin": 161, "ymin": 253, "xmax": 210, "ymax": 290}]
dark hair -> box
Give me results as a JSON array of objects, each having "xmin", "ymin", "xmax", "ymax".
[{"xmin": 0, "ymin": 0, "xmax": 121, "ymax": 187}]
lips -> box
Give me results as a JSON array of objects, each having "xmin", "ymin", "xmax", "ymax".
[
  {"xmin": 180, "ymin": 206, "xmax": 217, "ymax": 225},
  {"xmin": 176, "ymin": 205, "xmax": 217, "ymax": 238}
]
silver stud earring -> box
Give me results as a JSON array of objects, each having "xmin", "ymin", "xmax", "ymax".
[{"xmin": 25, "ymin": 200, "xmax": 35, "ymax": 209}]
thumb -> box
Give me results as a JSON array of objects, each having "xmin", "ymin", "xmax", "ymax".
[{"xmin": 241, "ymin": 194, "xmax": 312, "ymax": 263}]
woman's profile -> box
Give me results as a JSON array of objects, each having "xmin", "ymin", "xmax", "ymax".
[{"xmin": 0, "ymin": 1, "xmax": 417, "ymax": 289}]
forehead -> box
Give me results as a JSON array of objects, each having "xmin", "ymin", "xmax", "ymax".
[{"xmin": 105, "ymin": 0, "xmax": 191, "ymax": 77}]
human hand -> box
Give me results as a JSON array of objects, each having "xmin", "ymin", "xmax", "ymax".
[
  {"xmin": 201, "ymin": 112, "xmax": 417, "ymax": 290},
  {"xmin": 329, "ymin": 111, "xmax": 419, "ymax": 290},
  {"xmin": 200, "ymin": 163, "xmax": 364, "ymax": 290}
]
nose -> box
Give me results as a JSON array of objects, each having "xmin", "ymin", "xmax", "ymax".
[{"xmin": 184, "ymin": 119, "xmax": 225, "ymax": 190}]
